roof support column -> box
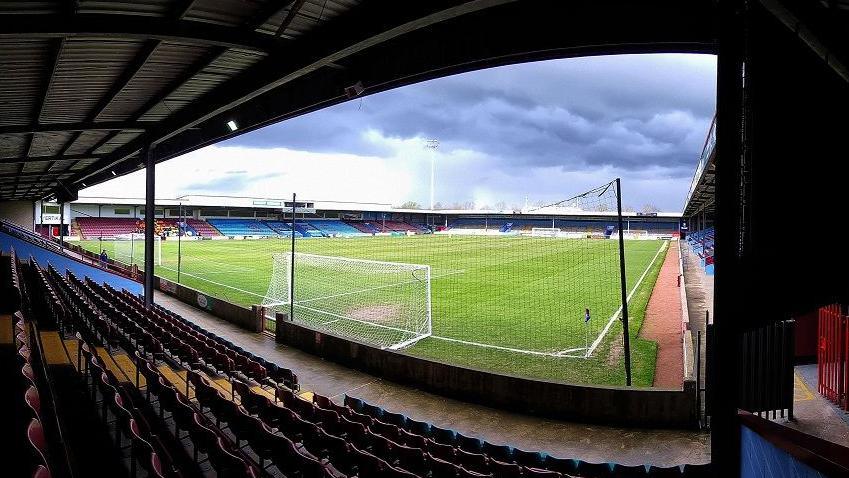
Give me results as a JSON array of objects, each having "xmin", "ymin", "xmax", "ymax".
[
  {"xmin": 144, "ymin": 144, "xmax": 155, "ymax": 309},
  {"xmin": 711, "ymin": 0, "xmax": 748, "ymax": 475},
  {"xmin": 59, "ymin": 201, "xmax": 64, "ymax": 250}
]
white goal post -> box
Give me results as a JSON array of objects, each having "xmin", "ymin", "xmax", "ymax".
[
  {"xmin": 113, "ymin": 233, "xmax": 161, "ymax": 266},
  {"xmin": 530, "ymin": 227, "xmax": 561, "ymax": 237},
  {"xmin": 263, "ymin": 252, "xmax": 432, "ymax": 350}
]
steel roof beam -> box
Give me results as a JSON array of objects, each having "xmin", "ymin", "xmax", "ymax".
[
  {"xmin": 0, "ymin": 122, "xmax": 148, "ymax": 135},
  {"xmin": 275, "ymin": 0, "xmax": 308, "ymax": 37},
  {"xmin": 0, "ymin": 154, "xmax": 106, "ymax": 165},
  {"xmin": 75, "ymin": 0, "xmax": 303, "ymax": 161},
  {"xmin": 0, "ymin": 14, "xmax": 289, "ymax": 54},
  {"xmin": 72, "ymin": 0, "xmax": 521, "ymax": 183}
]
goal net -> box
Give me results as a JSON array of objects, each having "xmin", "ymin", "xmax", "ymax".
[
  {"xmin": 530, "ymin": 227, "xmax": 561, "ymax": 238},
  {"xmin": 263, "ymin": 252, "xmax": 432, "ymax": 350},
  {"xmin": 113, "ymin": 233, "xmax": 161, "ymax": 267}
]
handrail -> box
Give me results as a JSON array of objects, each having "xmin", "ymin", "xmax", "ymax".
[{"xmin": 0, "ymin": 220, "xmax": 140, "ymax": 282}]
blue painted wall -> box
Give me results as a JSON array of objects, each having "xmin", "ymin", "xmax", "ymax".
[
  {"xmin": 0, "ymin": 230, "xmax": 142, "ymax": 294},
  {"xmin": 740, "ymin": 426, "xmax": 826, "ymax": 478}
]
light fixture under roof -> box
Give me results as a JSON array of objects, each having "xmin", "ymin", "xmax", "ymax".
[
  {"xmin": 111, "ymin": 170, "xmax": 117, "ymax": 176},
  {"xmin": 226, "ymin": 120, "xmax": 238, "ymax": 132},
  {"xmin": 81, "ymin": 183, "xmax": 87, "ymax": 187}
]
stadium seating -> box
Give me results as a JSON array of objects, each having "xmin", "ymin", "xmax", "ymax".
[
  {"xmin": 185, "ymin": 218, "xmax": 222, "ymax": 237},
  {"xmin": 293, "ymin": 222, "xmax": 326, "ymax": 238},
  {"xmin": 340, "ymin": 395, "xmax": 713, "ymax": 478},
  {"xmin": 3, "ymin": 223, "xmax": 716, "ymax": 478},
  {"xmin": 342, "ymin": 220, "xmax": 423, "ymax": 234},
  {"xmin": 383, "ymin": 221, "xmax": 421, "ymax": 233},
  {"xmin": 342, "ymin": 221, "xmax": 379, "ymax": 233},
  {"xmin": 446, "ymin": 217, "xmax": 677, "ymax": 235},
  {"xmin": 308, "ymin": 219, "xmax": 369, "ymax": 236},
  {"xmin": 206, "ymin": 218, "xmax": 277, "ymax": 237},
  {"xmin": 264, "ymin": 220, "xmax": 301, "ymax": 237},
  {"xmin": 686, "ymin": 227, "xmax": 714, "ymax": 274},
  {"xmin": 75, "ymin": 217, "xmax": 139, "ymax": 239}
]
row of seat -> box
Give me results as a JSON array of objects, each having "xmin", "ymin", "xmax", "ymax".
[
  {"xmin": 341, "ymin": 397, "xmax": 712, "ymax": 478},
  {"xmin": 39, "ymin": 257, "xmax": 711, "ymax": 478},
  {"xmin": 119, "ymin": 285, "xmax": 299, "ymax": 391},
  {"xmin": 8, "ymin": 254, "xmax": 61, "ymax": 478},
  {"xmin": 68, "ymin": 274, "xmax": 297, "ymax": 393},
  {"xmin": 60, "ymin": 268, "xmax": 353, "ymax": 477},
  {"xmin": 55, "ymin": 265, "xmax": 506, "ymax": 477},
  {"xmin": 47, "ymin": 263, "xmax": 262, "ymax": 478},
  {"xmin": 14, "ymin": 311, "xmax": 53, "ymax": 478}
]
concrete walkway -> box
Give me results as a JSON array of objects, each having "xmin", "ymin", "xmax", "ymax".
[
  {"xmin": 682, "ymin": 242, "xmax": 712, "ymax": 398},
  {"xmin": 781, "ymin": 365, "xmax": 849, "ymax": 447},
  {"xmin": 639, "ymin": 242, "xmax": 683, "ymax": 388},
  {"xmin": 154, "ymin": 291, "xmax": 710, "ymax": 466}
]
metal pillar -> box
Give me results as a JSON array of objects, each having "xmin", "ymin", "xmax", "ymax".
[
  {"xmin": 58, "ymin": 201, "xmax": 64, "ymax": 250},
  {"xmin": 177, "ymin": 203, "xmax": 182, "ymax": 284},
  {"xmin": 615, "ymin": 178, "xmax": 632, "ymax": 386},
  {"xmin": 144, "ymin": 145, "xmax": 156, "ymax": 309},
  {"xmin": 712, "ymin": 0, "xmax": 747, "ymax": 474},
  {"xmin": 289, "ymin": 193, "xmax": 296, "ymax": 322}
]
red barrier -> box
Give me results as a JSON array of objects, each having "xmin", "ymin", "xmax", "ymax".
[{"xmin": 818, "ymin": 304, "xmax": 849, "ymax": 410}]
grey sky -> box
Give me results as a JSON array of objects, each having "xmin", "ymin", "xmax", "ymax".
[{"xmin": 86, "ymin": 54, "xmax": 716, "ymax": 211}]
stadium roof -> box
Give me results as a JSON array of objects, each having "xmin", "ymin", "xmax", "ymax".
[
  {"xmin": 70, "ymin": 195, "xmax": 682, "ymax": 217},
  {"xmin": 0, "ymin": 0, "xmax": 717, "ymax": 203},
  {"xmin": 683, "ymin": 115, "xmax": 715, "ymax": 218}
]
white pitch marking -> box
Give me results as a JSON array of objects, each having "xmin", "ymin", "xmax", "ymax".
[{"xmin": 585, "ymin": 240, "xmax": 668, "ymax": 358}]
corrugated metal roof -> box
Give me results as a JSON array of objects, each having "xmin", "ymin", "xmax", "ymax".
[
  {"xmin": 0, "ymin": 0, "xmax": 723, "ymax": 202},
  {"xmin": 0, "ymin": 0, "xmax": 361, "ymax": 200}
]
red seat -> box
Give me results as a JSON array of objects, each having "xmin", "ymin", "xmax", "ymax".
[
  {"xmin": 28, "ymin": 419, "xmax": 49, "ymax": 468},
  {"xmin": 25, "ymin": 386, "xmax": 41, "ymax": 420},
  {"xmin": 209, "ymin": 437, "xmax": 253, "ymax": 477},
  {"xmin": 32, "ymin": 465, "xmax": 51, "ymax": 478}
]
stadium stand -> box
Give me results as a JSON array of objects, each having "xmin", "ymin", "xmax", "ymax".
[
  {"xmin": 75, "ymin": 217, "xmax": 138, "ymax": 239},
  {"xmin": 342, "ymin": 220, "xmax": 423, "ymax": 234},
  {"xmin": 293, "ymin": 223, "xmax": 326, "ymax": 238},
  {"xmin": 264, "ymin": 220, "xmax": 301, "ymax": 237},
  {"xmin": 185, "ymin": 219, "xmax": 222, "ymax": 237},
  {"xmin": 383, "ymin": 221, "xmax": 421, "ymax": 234},
  {"xmin": 2, "ymin": 220, "xmax": 727, "ymax": 478},
  {"xmin": 206, "ymin": 219, "xmax": 277, "ymax": 237},
  {"xmin": 686, "ymin": 227, "xmax": 714, "ymax": 274},
  {"xmin": 4, "ymin": 217, "xmax": 719, "ymax": 477},
  {"xmin": 308, "ymin": 219, "xmax": 368, "ymax": 237},
  {"xmin": 346, "ymin": 221, "xmax": 382, "ymax": 234}
]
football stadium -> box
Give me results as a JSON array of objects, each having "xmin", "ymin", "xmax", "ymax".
[
  {"xmin": 69, "ymin": 191, "xmax": 678, "ymax": 385},
  {"xmin": 2, "ymin": 1, "xmax": 849, "ymax": 478}
]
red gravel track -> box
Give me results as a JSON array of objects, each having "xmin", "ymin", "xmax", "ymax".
[{"xmin": 640, "ymin": 241, "xmax": 684, "ymax": 388}]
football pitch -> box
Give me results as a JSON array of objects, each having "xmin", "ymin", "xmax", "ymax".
[{"xmin": 79, "ymin": 235, "xmax": 668, "ymax": 386}]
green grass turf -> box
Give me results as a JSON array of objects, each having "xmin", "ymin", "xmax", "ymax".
[{"xmin": 79, "ymin": 235, "xmax": 668, "ymax": 386}]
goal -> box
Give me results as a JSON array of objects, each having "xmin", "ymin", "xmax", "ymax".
[
  {"xmin": 263, "ymin": 252, "xmax": 432, "ymax": 350},
  {"xmin": 530, "ymin": 227, "xmax": 561, "ymax": 238},
  {"xmin": 113, "ymin": 233, "xmax": 161, "ymax": 267}
]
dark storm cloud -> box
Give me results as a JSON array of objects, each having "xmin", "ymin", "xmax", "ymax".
[{"xmin": 222, "ymin": 54, "xmax": 716, "ymax": 208}]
